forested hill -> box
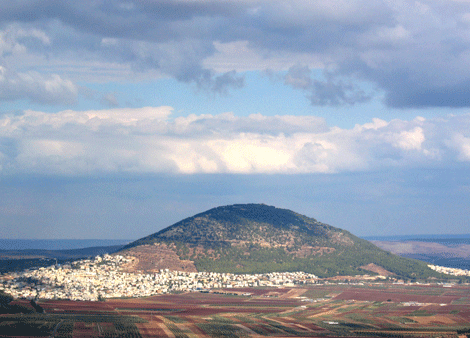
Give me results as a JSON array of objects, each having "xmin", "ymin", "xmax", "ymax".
[{"xmin": 120, "ymin": 204, "xmax": 442, "ymax": 279}]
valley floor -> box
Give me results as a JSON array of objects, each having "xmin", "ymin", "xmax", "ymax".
[{"xmin": 2, "ymin": 282, "xmax": 470, "ymax": 337}]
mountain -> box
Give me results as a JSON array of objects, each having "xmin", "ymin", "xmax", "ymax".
[{"xmin": 119, "ymin": 204, "xmax": 441, "ymax": 279}]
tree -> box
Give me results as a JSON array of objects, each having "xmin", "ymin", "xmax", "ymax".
[{"xmin": 0, "ymin": 291, "xmax": 13, "ymax": 307}]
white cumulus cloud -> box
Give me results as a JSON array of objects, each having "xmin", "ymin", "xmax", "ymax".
[
  {"xmin": 0, "ymin": 66, "xmax": 78, "ymax": 105},
  {"xmin": 0, "ymin": 107, "xmax": 467, "ymax": 176}
]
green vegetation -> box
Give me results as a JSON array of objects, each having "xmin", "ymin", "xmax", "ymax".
[
  {"xmin": 198, "ymin": 323, "xmax": 248, "ymax": 338},
  {"xmin": 0, "ymin": 291, "xmax": 34, "ymax": 314},
  {"xmin": 121, "ymin": 204, "xmax": 447, "ymax": 279},
  {"xmin": 165, "ymin": 315, "xmax": 187, "ymax": 323},
  {"xmin": 0, "ymin": 318, "xmax": 57, "ymax": 336},
  {"xmin": 409, "ymin": 309, "xmax": 433, "ymax": 316},
  {"xmin": 388, "ymin": 316, "xmax": 418, "ymax": 324},
  {"xmin": 0, "ymin": 290, "xmax": 13, "ymax": 306},
  {"xmin": 0, "ymin": 314, "xmax": 146, "ymax": 338},
  {"xmin": 166, "ymin": 323, "xmax": 190, "ymax": 338},
  {"xmin": 55, "ymin": 320, "xmax": 73, "ymax": 338},
  {"xmin": 263, "ymin": 319, "xmax": 303, "ymax": 335}
]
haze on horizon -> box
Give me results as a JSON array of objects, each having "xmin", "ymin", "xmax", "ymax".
[{"xmin": 0, "ymin": 1, "xmax": 469, "ymax": 240}]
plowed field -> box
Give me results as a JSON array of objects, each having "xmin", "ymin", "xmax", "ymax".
[{"xmin": 1, "ymin": 283, "xmax": 470, "ymax": 337}]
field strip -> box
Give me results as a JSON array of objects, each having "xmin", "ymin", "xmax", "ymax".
[
  {"xmin": 160, "ymin": 323, "xmax": 176, "ymax": 338},
  {"xmin": 355, "ymin": 330, "xmax": 457, "ymax": 336},
  {"xmin": 235, "ymin": 323, "xmax": 261, "ymax": 336},
  {"xmin": 96, "ymin": 323, "xmax": 103, "ymax": 335},
  {"xmin": 157, "ymin": 316, "xmax": 175, "ymax": 338},
  {"xmin": 48, "ymin": 319, "xmax": 64, "ymax": 338},
  {"xmin": 279, "ymin": 306, "xmax": 303, "ymax": 314},
  {"xmin": 180, "ymin": 323, "xmax": 201, "ymax": 338},
  {"xmin": 266, "ymin": 317, "xmax": 314, "ymax": 332},
  {"xmin": 268, "ymin": 316, "xmax": 299, "ymax": 324},
  {"xmin": 309, "ymin": 308, "xmax": 337, "ymax": 318},
  {"xmin": 410, "ymin": 314, "xmax": 457, "ymax": 325},
  {"xmin": 265, "ymin": 317, "xmax": 290, "ymax": 325},
  {"xmin": 292, "ymin": 322, "xmax": 312, "ymax": 331},
  {"xmin": 280, "ymin": 288, "xmax": 307, "ymax": 299}
]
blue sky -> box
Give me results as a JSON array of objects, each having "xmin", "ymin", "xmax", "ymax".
[{"xmin": 1, "ymin": 0, "xmax": 470, "ymax": 239}]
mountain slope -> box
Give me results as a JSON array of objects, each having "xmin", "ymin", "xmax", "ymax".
[{"xmin": 120, "ymin": 204, "xmax": 440, "ymax": 279}]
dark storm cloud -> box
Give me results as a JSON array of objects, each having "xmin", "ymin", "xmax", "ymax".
[{"xmin": 3, "ymin": 0, "xmax": 470, "ymax": 107}]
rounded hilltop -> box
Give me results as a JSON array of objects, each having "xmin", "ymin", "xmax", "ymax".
[
  {"xmin": 118, "ymin": 203, "xmax": 441, "ymax": 279},
  {"xmin": 125, "ymin": 203, "xmax": 339, "ymax": 247}
]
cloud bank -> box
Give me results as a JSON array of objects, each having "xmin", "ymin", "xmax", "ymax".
[
  {"xmin": 2, "ymin": 0, "xmax": 470, "ymax": 107},
  {"xmin": 0, "ymin": 107, "xmax": 468, "ymax": 175}
]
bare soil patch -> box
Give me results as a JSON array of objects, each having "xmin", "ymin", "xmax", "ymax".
[
  {"xmin": 359, "ymin": 263, "xmax": 395, "ymax": 276},
  {"xmin": 118, "ymin": 243, "xmax": 197, "ymax": 273},
  {"xmin": 335, "ymin": 289, "xmax": 460, "ymax": 304}
]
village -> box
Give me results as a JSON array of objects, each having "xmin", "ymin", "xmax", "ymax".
[
  {"xmin": 428, "ymin": 264, "xmax": 470, "ymax": 277},
  {"xmin": 1, "ymin": 254, "xmax": 469, "ymax": 302},
  {"xmin": 0, "ymin": 254, "xmax": 318, "ymax": 301}
]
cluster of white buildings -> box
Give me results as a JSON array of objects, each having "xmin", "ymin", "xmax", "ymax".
[
  {"xmin": 428, "ymin": 264, "xmax": 470, "ymax": 277},
  {"xmin": 0, "ymin": 254, "xmax": 317, "ymax": 301}
]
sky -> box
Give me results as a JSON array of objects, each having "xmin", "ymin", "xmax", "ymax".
[{"xmin": 1, "ymin": 0, "xmax": 470, "ymax": 240}]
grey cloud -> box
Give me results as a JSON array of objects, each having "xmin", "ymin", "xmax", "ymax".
[
  {"xmin": 3, "ymin": 1, "xmax": 470, "ymax": 107},
  {"xmin": 284, "ymin": 65, "xmax": 311, "ymax": 90},
  {"xmin": 101, "ymin": 93, "xmax": 119, "ymax": 107},
  {"xmin": 285, "ymin": 65, "xmax": 371, "ymax": 106},
  {"xmin": 189, "ymin": 113, "xmax": 329, "ymax": 135},
  {"xmin": 211, "ymin": 71, "xmax": 244, "ymax": 94},
  {"xmin": 220, "ymin": 1, "xmax": 470, "ymax": 108},
  {"xmin": 308, "ymin": 79, "xmax": 371, "ymax": 106},
  {"xmin": 246, "ymin": 1, "xmax": 470, "ymax": 108},
  {"xmin": 0, "ymin": 0, "xmax": 242, "ymax": 42},
  {"xmin": 97, "ymin": 38, "xmax": 242, "ymax": 91},
  {"xmin": 1, "ymin": 0, "xmax": 244, "ymax": 95},
  {"xmin": 234, "ymin": 1, "xmax": 395, "ymax": 53},
  {"xmin": 385, "ymin": 79, "xmax": 470, "ymax": 108}
]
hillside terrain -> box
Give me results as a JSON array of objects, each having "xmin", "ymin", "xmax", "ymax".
[
  {"xmin": 119, "ymin": 204, "xmax": 441, "ymax": 279},
  {"xmin": 373, "ymin": 240, "xmax": 470, "ymax": 270}
]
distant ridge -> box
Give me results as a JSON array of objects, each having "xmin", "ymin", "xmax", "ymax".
[
  {"xmin": 0, "ymin": 245, "xmax": 124, "ymax": 260},
  {"xmin": 119, "ymin": 204, "xmax": 442, "ymax": 279},
  {"xmin": 0, "ymin": 239, "xmax": 131, "ymax": 251},
  {"xmin": 0, "ymin": 245, "xmax": 126, "ymax": 274},
  {"xmin": 363, "ymin": 234, "xmax": 470, "ymax": 241}
]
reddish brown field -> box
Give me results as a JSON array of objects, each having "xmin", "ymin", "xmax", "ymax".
[
  {"xmin": 2, "ymin": 283, "xmax": 470, "ymax": 338},
  {"xmin": 334, "ymin": 289, "xmax": 461, "ymax": 303}
]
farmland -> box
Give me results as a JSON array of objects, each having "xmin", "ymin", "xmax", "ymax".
[{"xmin": 1, "ymin": 283, "xmax": 470, "ymax": 337}]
